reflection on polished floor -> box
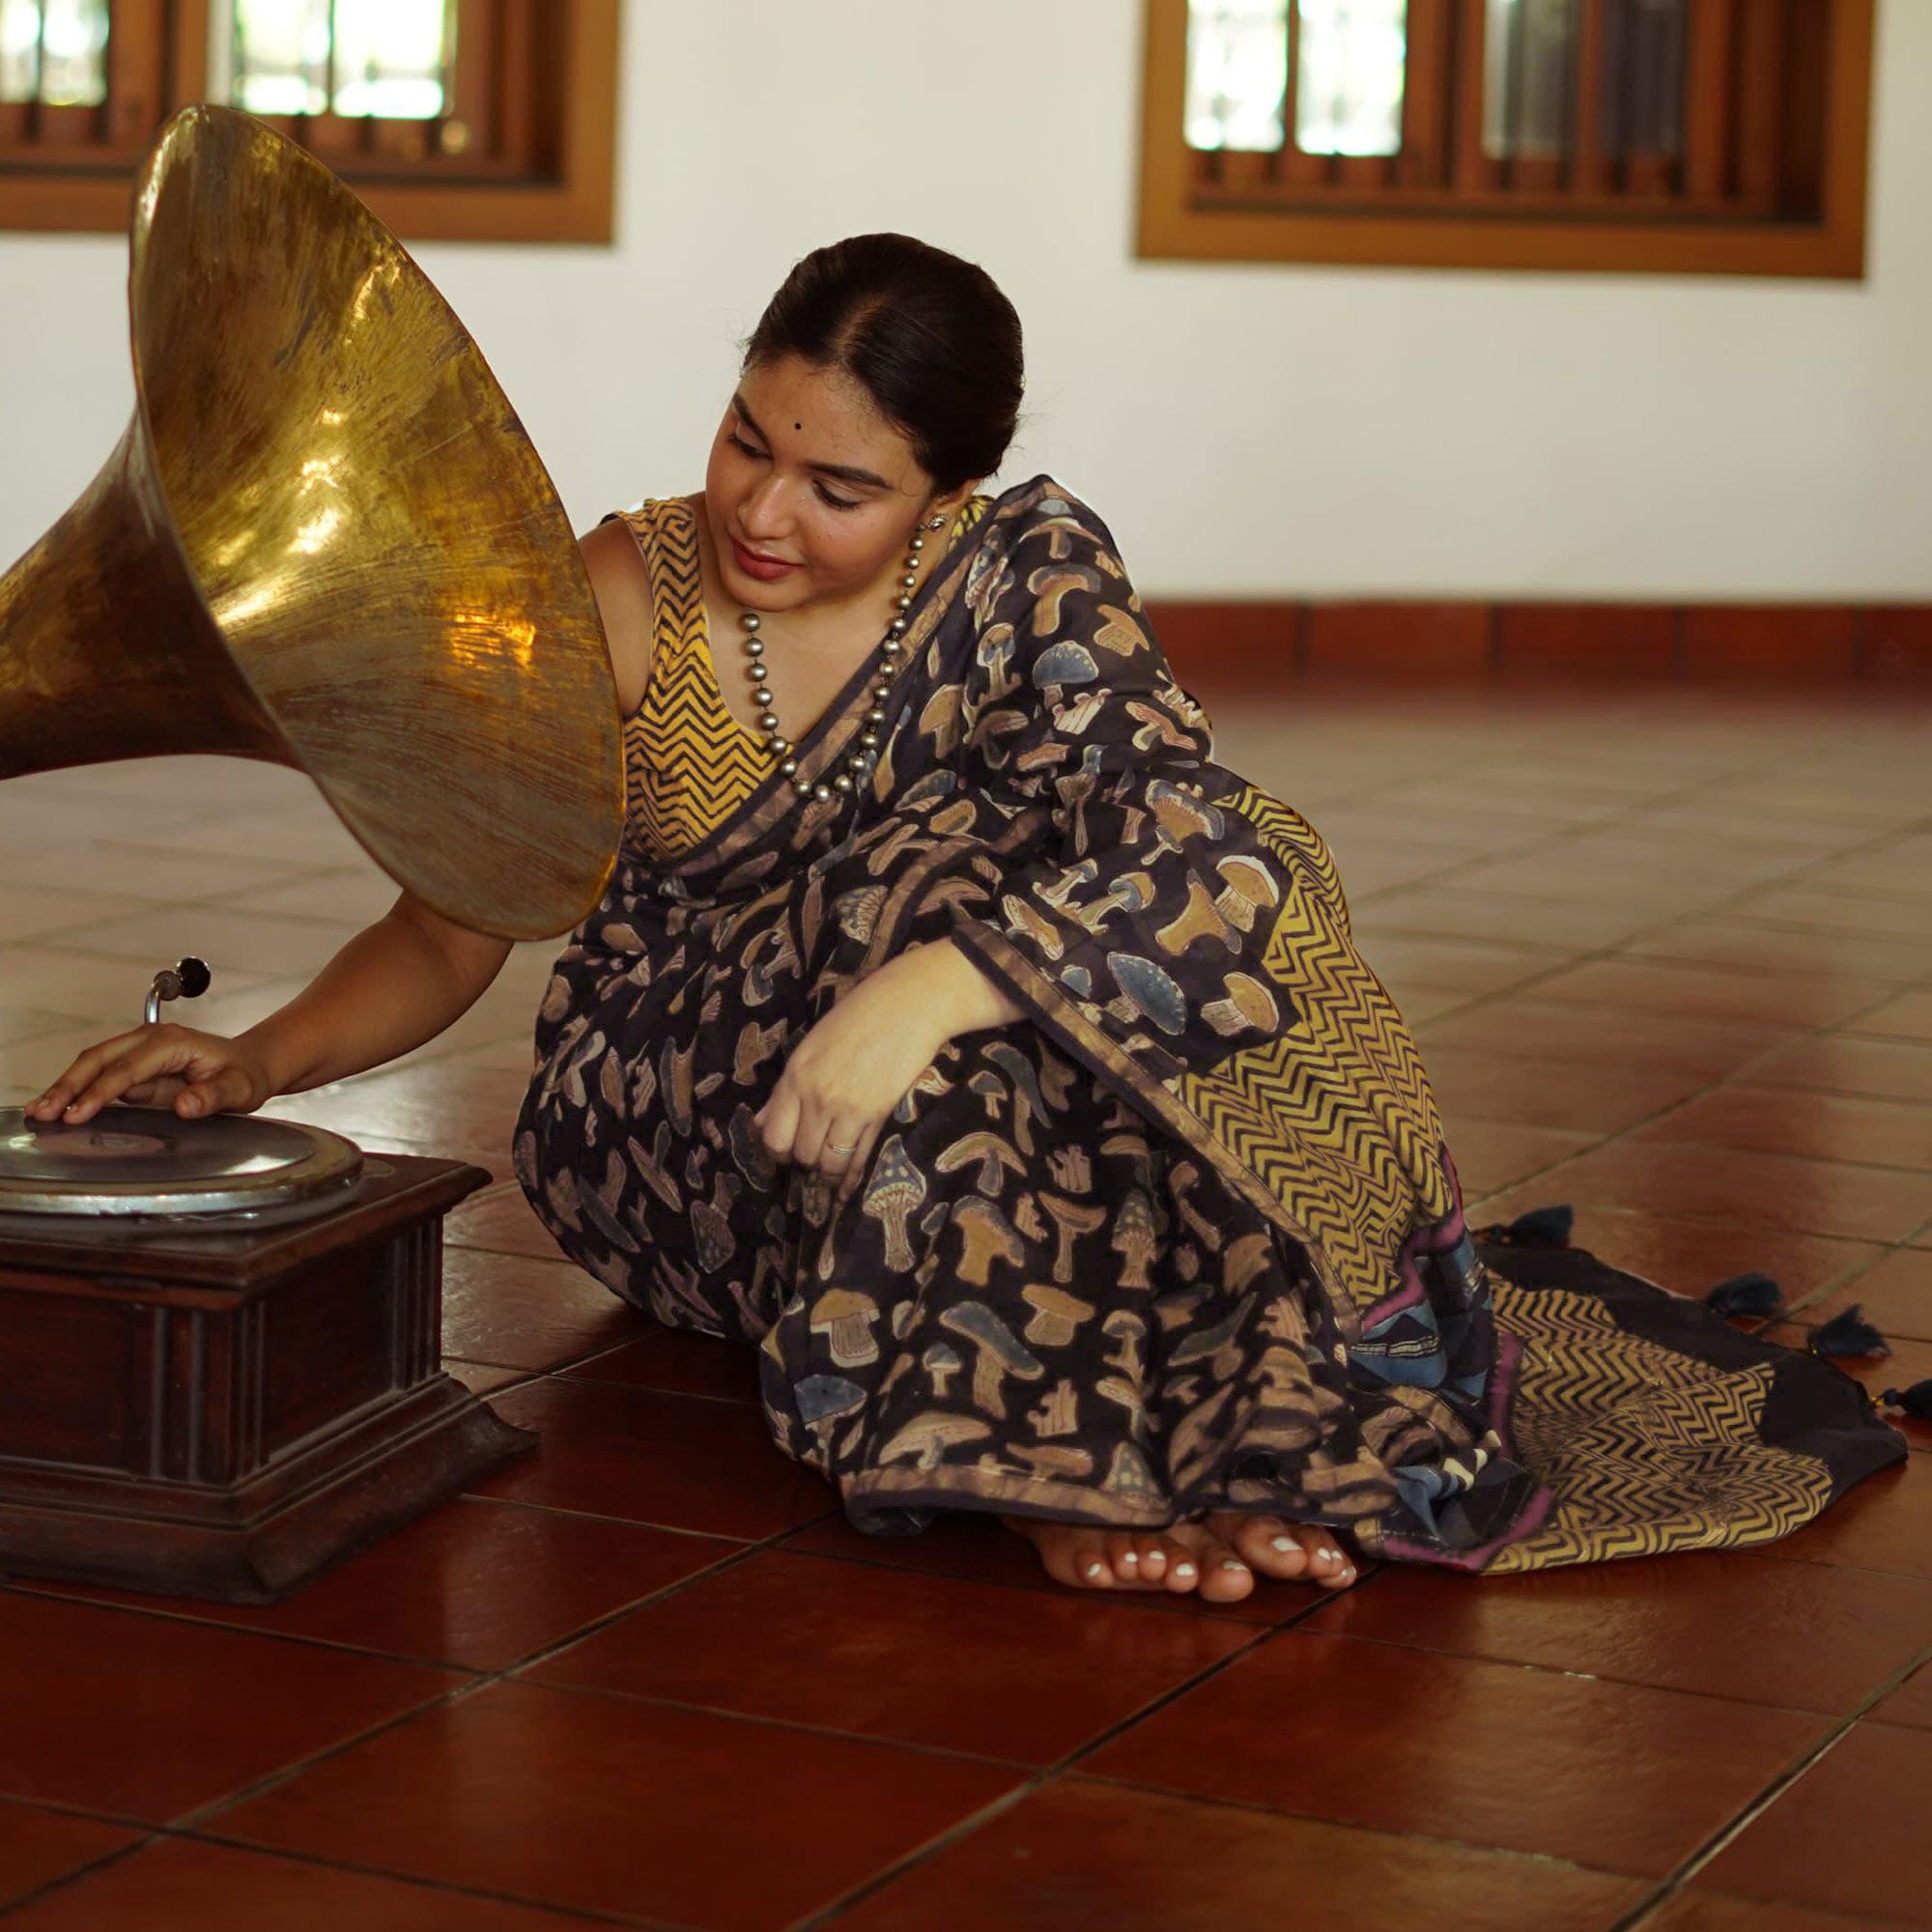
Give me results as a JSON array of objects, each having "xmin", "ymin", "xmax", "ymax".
[{"xmin": 0, "ymin": 690, "xmax": 1927, "ymax": 1931}]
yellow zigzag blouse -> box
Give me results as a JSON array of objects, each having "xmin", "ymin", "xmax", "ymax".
[{"xmin": 613, "ymin": 496, "xmax": 988, "ymax": 863}]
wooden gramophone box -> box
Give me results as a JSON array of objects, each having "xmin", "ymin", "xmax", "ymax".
[{"xmin": 0, "ymin": 1152, "xmax": 531, "ymax": 1605}]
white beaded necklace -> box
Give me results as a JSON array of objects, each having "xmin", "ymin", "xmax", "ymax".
[{"xmin": 735, "ymin": 522, "xmax": 937, "ymax": 806}]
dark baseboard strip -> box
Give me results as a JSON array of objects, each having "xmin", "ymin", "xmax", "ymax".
[{"xmin": 1144, "ymin": 599, "xmax": 1932, "ymax": 689}]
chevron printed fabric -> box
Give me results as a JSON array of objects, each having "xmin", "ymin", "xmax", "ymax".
[
  {"xmin": 617, "ymin": 500, "xmax": 774, "ymax": 863},
  {"xmin": 516, "ymin": 478, "xmax": 1905, "ymax": 1571}
]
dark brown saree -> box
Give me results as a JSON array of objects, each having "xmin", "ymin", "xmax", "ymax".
[{"xmin": 516, "ymin": 477, "xmax": 1902, "ymax": 1570}]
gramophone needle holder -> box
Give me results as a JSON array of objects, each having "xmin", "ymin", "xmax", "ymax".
[{"xmin": 144, "ymin": 952, "xmax": 212, "ymax": 1026}]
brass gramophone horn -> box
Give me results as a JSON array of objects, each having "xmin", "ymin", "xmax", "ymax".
[{"xmin": 0, "ymin": 104, "xmax": 621, "ymax": 942}]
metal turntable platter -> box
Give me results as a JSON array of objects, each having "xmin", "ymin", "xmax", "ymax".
[{"xmin": 0, "ymin": 1107, "xmax": 363, "ymax": 1217}]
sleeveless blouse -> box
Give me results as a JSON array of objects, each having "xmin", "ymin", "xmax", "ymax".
[{"xmin": 613, "ymin": 496, "xmax": 990, "ymax": 863}]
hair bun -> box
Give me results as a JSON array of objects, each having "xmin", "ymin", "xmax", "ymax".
[{"xmin": 745, "ymin": 234, "xmax": 1024, "ymax": 493}]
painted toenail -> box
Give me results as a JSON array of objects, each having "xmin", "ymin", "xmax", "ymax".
[
  {"xmin": 1119, "ymin": 1551, "xmax": 1138, "ymax": 1566},
  {"xmin": 1271, "ymin": 1535, "xmax": 1296, "ymax": 1552},
  {"xmin": 1174, "ymin": 1562, "xmax": 1196, "ymax": 1579},
  {"xmin": 1085, "ymin": 1561, "xmax": 1105, "ymax": 1579},
  {"xmin": 1221, "ymin": 1558, "xmax": 1246, "ymax": 1572},
  {"xmin": 1316, "ymin": 1548, "xmax": 1339, "ymax": 1563}
]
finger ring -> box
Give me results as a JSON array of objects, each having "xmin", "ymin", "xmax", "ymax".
[{"xmin": 826, "ymin": 1141, "xmax": 857, "ymax": 1155}]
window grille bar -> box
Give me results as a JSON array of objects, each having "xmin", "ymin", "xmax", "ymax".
[
  {"xmin": 1682, "ymin": 0, "xmax": 1734, "ymax": 199},
  {"xmin": 1734, "ymin": 0, "xmax": 1782, "ymax": 209},
  {"xmin": 1399, "ymin": 0, "xmax": 1451, "ymax": 186},
  {"xmin": 1281, "ymin": 3, "xmax": 1333, "ymax": 189},
  {"xmin": 498, "ymin": 0, "xmax": 537, "ymax": 166},
  {"xmin": 1573, "ymin": 0, "xmax": 1609, "ymax": 192},
  {"xmin": 104, "ymin": 0, "xmax": 164, "ymax": 151},
  {"xmin": 1451, "ymin": 0, "xmax": 1496, "ymax": 188},
  {"xmin": 1277, "ymin": 0, "xmax": 1297, "ymax": 180}
]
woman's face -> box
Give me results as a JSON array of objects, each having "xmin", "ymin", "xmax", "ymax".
[{"xmin": 703, "ymin": 355, "xmax": 960, "ymax": 615}]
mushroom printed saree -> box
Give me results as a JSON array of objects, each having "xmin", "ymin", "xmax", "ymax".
[{"xmin": 515, "ymin": 478, "xmax": 1904, "ymax": 1570}]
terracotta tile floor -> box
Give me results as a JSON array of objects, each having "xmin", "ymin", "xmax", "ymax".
[{"xmin": 2, "ymin": 692, "xmax": 1930, "ymax": 1930}]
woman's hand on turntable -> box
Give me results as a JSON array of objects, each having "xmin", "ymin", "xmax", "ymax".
[{"xmin": 26, "ymin": 1025, "xmax": 275, "ymax": 1126}]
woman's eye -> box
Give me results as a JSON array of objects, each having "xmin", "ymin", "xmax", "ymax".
[
  {"xmin": 728, "ymin": 432, "xmax": 766, "ymax": 460},
  {"xmin": 814, "ymin": 484, "xmax": 861, "ymax": 512}
]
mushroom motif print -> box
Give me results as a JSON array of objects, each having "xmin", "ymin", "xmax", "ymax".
[{"xmin": 514, "ymin": 478, "xmax": 1892, "ymax": 1568}]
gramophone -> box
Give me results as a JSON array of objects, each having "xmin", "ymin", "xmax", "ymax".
[{"xmin": 0, "ymin": 105, "xmax": 622, "ymax": 1603}]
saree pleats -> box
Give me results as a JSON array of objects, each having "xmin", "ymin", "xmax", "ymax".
[{"xmin": 516, "ymin": 477, "xmax": 1904, "ymax": 1571}]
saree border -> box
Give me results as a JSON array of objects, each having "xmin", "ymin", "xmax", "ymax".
[{"xmin": 950, "ymin": 922, "xmax": 1350, "ymax": 1304}]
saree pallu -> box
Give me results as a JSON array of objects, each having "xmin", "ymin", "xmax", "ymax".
[{"xmin": 515, "ymin": 477, "xmax": 1903, "ymax": 1571}]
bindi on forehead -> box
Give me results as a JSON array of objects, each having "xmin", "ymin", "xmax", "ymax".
[{"xmin": 734, "ymin": 367, "xmax": 916, "ymax": 491}]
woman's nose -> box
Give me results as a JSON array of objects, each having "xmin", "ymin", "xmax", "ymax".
[{"xmin": 739, "ymin": 474, "xmax": 790, "ymax": 539}]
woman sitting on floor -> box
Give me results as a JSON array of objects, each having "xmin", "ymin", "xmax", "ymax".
[{"xmin": 33, "ymin": 233, "xmax": 1904, "ymax": 1601}]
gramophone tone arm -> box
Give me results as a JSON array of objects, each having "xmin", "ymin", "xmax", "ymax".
[{"xmin": 143, "ymin": 956, "xmax": 213, "ymax": 1027}]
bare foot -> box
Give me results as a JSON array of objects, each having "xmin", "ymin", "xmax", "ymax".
[
  {"xmin": 1205, "ymin": 1512, "xmax": 1356, "ymax": 1589},
  {"xmin": 1006, "ymin": 1517, "xmax": 1304, "ymax": 1604}
]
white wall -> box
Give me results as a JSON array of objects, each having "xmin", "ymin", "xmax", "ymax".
[{"xmin": 2, "ymin": 0, "xmax": 1927, "ymax": 599}]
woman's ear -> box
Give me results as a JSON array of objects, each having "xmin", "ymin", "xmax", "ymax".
[{"xmin": 927, "ymin": 478, "xmax": 981, "ymax": 522}]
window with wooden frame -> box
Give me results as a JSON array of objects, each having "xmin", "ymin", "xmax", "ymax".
[
  {"xmin": 1140, "ymin": 0, "xmax": 1874, "ymax": 275},
  {"xmin": 0, "ymin": 0, "xmax": 619, "ymax": 242}
]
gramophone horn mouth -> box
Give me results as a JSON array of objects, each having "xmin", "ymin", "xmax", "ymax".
[{"xmin": 0, "ymin": 104, "xmax": 622, "ymax": 943}]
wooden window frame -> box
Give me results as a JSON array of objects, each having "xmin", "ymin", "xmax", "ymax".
[
  {"xmin": 0, "ymin": 0, "xmax": 620, "ymax": 243},
  {"xmin": 1139, "ymin": 0, "xmax": 1874, "ymax": 277}
]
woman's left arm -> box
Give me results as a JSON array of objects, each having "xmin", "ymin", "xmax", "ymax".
[{"xmin": 754, "ymin": 939, "xmax": 1021, "ymax": 1194}]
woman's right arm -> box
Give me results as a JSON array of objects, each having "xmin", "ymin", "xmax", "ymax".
[
  {"xmin": 29, "ymin": 521, "xmax": 656, "ymax": 1128},
  {"xmin": 28, "ymin": 895, "xmax": 513, "ymax": 1125}
]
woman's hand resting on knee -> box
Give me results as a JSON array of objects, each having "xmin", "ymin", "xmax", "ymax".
[{"xmin": 756, "ymin": 939, "xmax": 1022, "ymax": 1197}]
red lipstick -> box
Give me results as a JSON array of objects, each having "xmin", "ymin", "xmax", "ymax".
[{"xmin": 730, "ymin": 537, "xmax": 798, "ymax": 583}]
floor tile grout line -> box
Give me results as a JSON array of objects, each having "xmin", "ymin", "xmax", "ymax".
[
  {"xmin": 1374, "ymin": 838, "xmax": 1932, "ymax": 1246},
  {"xmin": 782, "ymin": 1783, "xmax": 1040, "ymax": 1932},
  {"xmin": 1249, "ymin": 1617, "xmax": 1921, "ymax": 1724},
  {"xmin": 1286, "ymin": 735, "xmax": 1864, "ymax": 931},
  {"xmin": 1458, "ymin": 954, "xmax": 1932, "ymax": 1267},
  {"xmin": 1343, "ymin": 761, "xmax": 1810, "ymax": 927},
  {"xmin": 0, "ymin": 1525, "xmax": 832, "ymax": 1924},
  {"xmin": 1, "ymin": 1569, "xmax": 1338, "ymax": 1928},
  {"xmin": 0, "ymin": 1815, "xmax": 681, "ymax": 1931},
  {"xmin": 8, "ymin": 711, "xmax": 1927, "ymax": 1923},
  {"xmin": 1065, "ymin": 1761, "xmax": 1705, "ymax": 1890},
  {"xmin": 1371, "ymin": 740, "xmax": 1929, "ymax": 873},
  {"xmin": 0, "ymin": 1816, "xmax": 680, "ymax": 1924},
  {"xmin": 0, "ymin": 1678, "xmax": 504, "ymax": 1926},
  {"xmin": 783, "ymin": 1594, "xmax": 1324, "ymax": 1930},
  {"xmin": 1447, "ymin": 953, "xmax": 1932, "ymax": 1350},
  {"xmin": 0, "ymin": 1499, "xmax": 767, "ymax": 1672},
  {"xmin": 1372, "ymin": 794, "xmax": 1932, "ymax": 1032},
  {"xmin": 509, "ymin": 1674, "xmax": 1038, "ymax": 1775},
  {"xmin": 453, "ymin": 1483, "xmax": 799, "ymax": 1540},
  {"xmin": 1393, "ymin": 859, "xmax": 1932, "ymax": 1057},
  {"xmin": 1600, "ymin": 1634, "xmax": 1932, "ymax": 1932},
  {"xmin": 517, "ymin": 1547, "xmax": 1377, "ymax": 1772},
  {"xmin": 0, "ymin": 1578, "xmax": 499, "ymax": 1673},
  {"xmin": 1, "ymin": 1565, "xmax": 1354, "ymax": 1923},
  {"xmin": 446, "ymin": 1350, "xmax": 771, "ymax": 1409}
]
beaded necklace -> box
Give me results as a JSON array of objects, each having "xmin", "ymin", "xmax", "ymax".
[{"xmin": 733, "ymin": 521, "xmax": 937, "ymax": 806}]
